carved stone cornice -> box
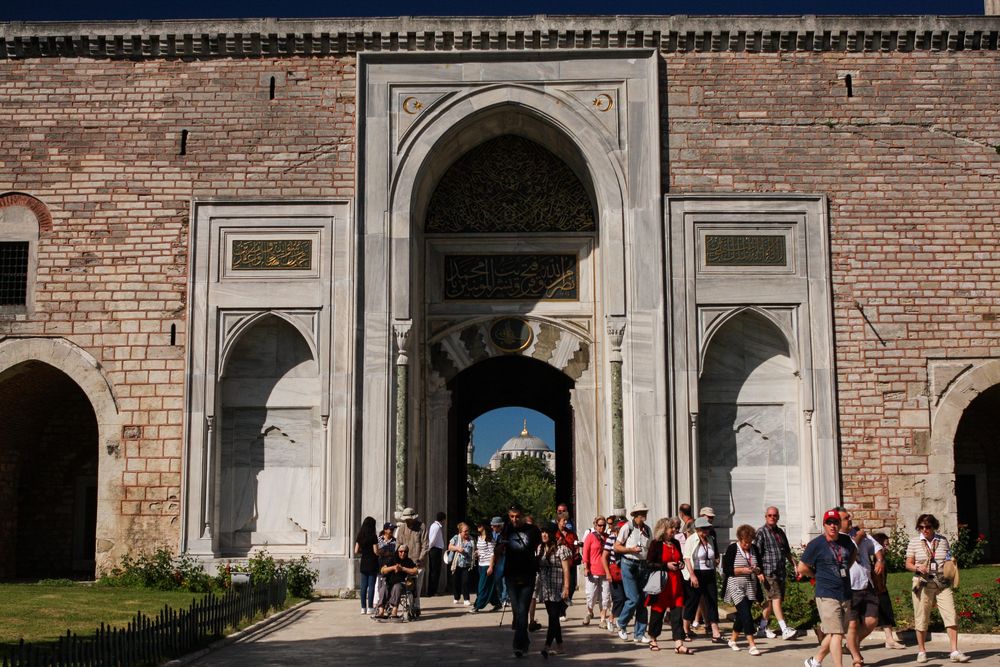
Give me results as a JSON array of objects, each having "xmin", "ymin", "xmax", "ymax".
[{"xmin": 2, "ymin": 16, "xmax": 999, "ymax": 59}]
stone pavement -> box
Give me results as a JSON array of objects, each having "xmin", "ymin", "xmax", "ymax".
[{"xmin": 191, "ymin": 596, "xmax": 1000, "ymax": 667}]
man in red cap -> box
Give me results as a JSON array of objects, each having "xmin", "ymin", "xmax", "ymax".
[{"xmin": 797, "ymin": 509, "xmax": 858, "ymax": 667}]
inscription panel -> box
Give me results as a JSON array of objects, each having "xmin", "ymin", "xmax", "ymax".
[
  {"xmin": 444, "ymin": 254, "xmax": 578, "ymax": 300},
  {"xmin": 232, "ymin": 239, "xmax": 312, "ymax": 270},
  {"xmin": 705, "ymin": 234, "xmax": 786, "ymax": 266}
]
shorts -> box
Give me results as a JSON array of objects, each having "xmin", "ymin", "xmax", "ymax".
[
  {"xmin": 849, "ymin": 587, "xmax": 879, "ymax": 621},
  {"xmin": 816, "ymin": 596, "xmax": 850, "ymax": 635},
  {"xmin": 763, "ymin": 575, "xmax": 786, "ymax": 601}
]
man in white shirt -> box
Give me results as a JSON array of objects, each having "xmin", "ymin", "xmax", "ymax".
[
  {"xmin": 426, "ymin": 511, "xmax": 446, "ymax": 596},
  {"xmin": 847, "ymin": 522, "xmax": 883, "ymax": 667}
]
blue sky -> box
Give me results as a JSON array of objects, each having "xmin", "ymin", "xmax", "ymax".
[
  {"xmin": 0, "ymin": 0, "xmax": 985, "ymax": 21},
  {"xmin": 471, "ymin": 407, "xmax": 555, "ymax": 467}
]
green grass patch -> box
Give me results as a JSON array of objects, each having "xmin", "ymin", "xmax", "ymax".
[{"xmin": 0, "ymin": 582, "xmax": 209, "ymax": 651}]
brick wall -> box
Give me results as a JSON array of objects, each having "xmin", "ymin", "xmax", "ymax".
[
  {"xmin": 665, "ymin": 49, "xmax": 1000, "ymax": 528},
  {"xmin": 1, "ymin": 46, "xmax": 997, "ymax": 546},
  {"xmin": 0, "ymin": 56, "xmax": 357, "ymax": 551}
]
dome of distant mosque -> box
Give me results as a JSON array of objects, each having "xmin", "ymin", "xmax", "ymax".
[{"xmin": 499, "ymin": 421, "xmax": 551, "ymax": 453}]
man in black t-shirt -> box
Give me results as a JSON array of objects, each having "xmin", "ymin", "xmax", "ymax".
[
  {"xmin": 379, "ymin": 544, "xmax": 418, "ymax": 619},
  {"xmin": 493, "ymin": 503, "xmax": 542, "ymax": 658}
]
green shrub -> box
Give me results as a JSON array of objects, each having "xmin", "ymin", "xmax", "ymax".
[
  {"xmin": 101, "ymin": 547, "xmax": 213, "ymax": 592},
  {"xmin": 247, "ymin": 548, "xmax": 279, "ymax": 586},
  {"xmin": 780, "ymin": 579, "xmax": 821, "ymax": 630},
  {"xmin": 284, "ymin": 555, "xmax": 319, "ymax": 598},
  {"xmin": 953, "ymin": 576, "xmax": 1000, "ymax": 633},
  {"xmin": 881, "ymin": 527, "xmax": 911, "ymax": 573},
  {"xmin": 949, "ymin": 525, "xmax": 989, "ymax": 569},
  {"xmin": 36, "ymin": 578, "xmax": 79, "ymax": 587}
]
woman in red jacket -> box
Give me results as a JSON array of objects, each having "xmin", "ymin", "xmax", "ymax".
[
  {"xmin": 581, "ymin": 516, "xmax": 611, "ymax": 628},
  {"xmin": 646, "ymin": 516, "xmax": 694, "ymax": 654}
]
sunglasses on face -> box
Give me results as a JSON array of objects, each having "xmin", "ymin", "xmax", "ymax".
[
  {"xmin": 824, "ymin": 519, "xmax": 839, "ymax": 526},
  {"xmin": 596, "ymin": 523, "xmax": 606, "ymax": 527},
  {"xmin": 766, "ymin": 514, "xmax": 779, "ymax": 518}
]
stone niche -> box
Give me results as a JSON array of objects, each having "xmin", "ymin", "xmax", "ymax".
[
  {"xmin": 218, "ymin": 315, "xmax": 321, "ymax": 552},
  {"xmin": 699, "ymin": 310, "xmax": 802, "ymax": 542}
]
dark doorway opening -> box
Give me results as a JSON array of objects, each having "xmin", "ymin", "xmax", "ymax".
[
  {"xmin": 954, "ymin": 383, "xmax": 1000, "ymax": 563},
  {"xmin": 0, "ymin": 361, "xmax": 98, "ymax": 579},
  {"xmin": 448, "ymin": 355, "xmax": 574, "ymax": 526}
]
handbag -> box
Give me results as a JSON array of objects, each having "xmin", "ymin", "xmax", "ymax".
[
  {"xmin": 642, "ymin": 570, "xmax": 664, "ymax": 596},
  {"xmin": 940, "ymin": 560, "xmax": 960, "ymax": 588}
]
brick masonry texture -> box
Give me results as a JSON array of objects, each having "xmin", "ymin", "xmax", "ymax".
[
  {"xmin": 0, "ymin": 56, "xmax": 357, "ymax": 553},
  {"xmin": 666, "ymin": 50, "xmax": 1000, "ymax": 527},
  {"xmin": 0, "ymin": 46, "xmax": 997, "ymax": 552}
]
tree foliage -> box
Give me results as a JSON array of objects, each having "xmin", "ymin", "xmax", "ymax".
[{"xmin": 466, "ymin": 455, "xmax": 556, "ymax": 525}]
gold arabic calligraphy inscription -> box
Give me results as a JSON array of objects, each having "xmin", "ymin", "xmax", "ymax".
[
  {"xmin": 704, "ymin": 235, "xmax": 786, "ymax": 267},
  {"xmin": 231, "ymin": 239, "xmax": 313, "ymax": 270},
  {"xmin": 444, "ymin": 254, "xmax": 578, "ymax": 300}
]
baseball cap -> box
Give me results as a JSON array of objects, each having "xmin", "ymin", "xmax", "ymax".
[
  {"xmin": 822, "ymin": 509, "xmax": 841, "ymax": 524},
  {"xmin": 382, "ymin": 522, "xmax": 396, "ymax": 530}
]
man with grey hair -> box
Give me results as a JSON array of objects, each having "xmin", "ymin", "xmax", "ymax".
[
  {"xmin": 396, "ymin": 507, "xmax": 429, "ymax": 617},
  {"xmin": 754, "ymin": 506, "xmax": 798, "ymax": 640}
]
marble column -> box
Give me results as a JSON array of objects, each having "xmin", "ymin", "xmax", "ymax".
[
  {"xmin": 393, "ymin": 321, "xmax": 412, "ymax": 514},
  {"xmin": 607, "ymin": 317, "xmax": 626, "ymax": 513},
  {"xmin": 200, "ymin": 415, "xmax": 214, "ymax": 540}
]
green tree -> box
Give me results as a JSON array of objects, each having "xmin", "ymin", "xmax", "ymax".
[{"xmin": 466, "ymin": 456, "xmax": 556, "ymax": 525}]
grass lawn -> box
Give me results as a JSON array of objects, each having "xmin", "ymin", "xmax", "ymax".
[{"xmin": 0, "ymin": 583, "xmax": 209, "ymax": 651}]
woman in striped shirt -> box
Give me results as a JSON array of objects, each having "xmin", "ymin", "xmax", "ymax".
[
  {"xmin": 722, "ymin": 524, "xmax": 765, "ymax": 655},
  {"xmin": 471, "ymin": 520, "xmax": 500, "ymax": 612}
]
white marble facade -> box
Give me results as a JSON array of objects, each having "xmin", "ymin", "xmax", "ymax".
[{"xmin": 181, "ymin": 56, "xmax": 840, "ymax": 589}]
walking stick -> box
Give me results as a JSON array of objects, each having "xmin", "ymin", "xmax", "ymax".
[{"xmin": 498, "ymin": 599, "xmax": 507, "ymax": 628}]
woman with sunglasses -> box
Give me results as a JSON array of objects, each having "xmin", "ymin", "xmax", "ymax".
[
  {"xmin": 905, "ymin": 514, "xmax": 969, "ymax": 664},
  {"xmin": 536, "ymin": 522, "xmax": 572, "ymax": 658},
  {"xmin": 581, "ymin": 515, "xmax": 611, "ymax": 629},
  {"xmin": 646, "ymin": 516, "xmax": 694, "ymax": 654}
]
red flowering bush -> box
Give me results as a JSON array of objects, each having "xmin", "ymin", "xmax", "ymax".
[{"xmin": 953, "ymin": 578, "xmax": 1000, "ymax": 633}]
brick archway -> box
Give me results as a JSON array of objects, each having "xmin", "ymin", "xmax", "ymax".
[{"xmin": 0, "ymin": 337, "xmax": 123, "ymax": 576}]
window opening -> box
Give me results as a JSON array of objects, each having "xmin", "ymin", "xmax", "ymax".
[{"xmin": 0, "ymin": 241, "xmax": 29, "ymax": 306}]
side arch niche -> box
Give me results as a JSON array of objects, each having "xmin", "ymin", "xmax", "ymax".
[
  {"xmin": 697, "ymin": 309, "xmax": 802, "ymax": 543},
  {"xmin": 0, "ymin": 336, "xmax": 122, "ymax": 578},
  {"xmin": 217, "ymin": 314, "xmax": 322, "ymax": 554}
]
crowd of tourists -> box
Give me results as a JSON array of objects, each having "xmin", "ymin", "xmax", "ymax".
[{"xmin": 353, "ymin": 503, "xmax": 973, "ymax": 664}]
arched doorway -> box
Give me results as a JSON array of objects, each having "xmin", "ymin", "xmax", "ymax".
[
  {"xmin": 448, "ymin": 356, "xmax": 574, "ymax": 524},
  {"xmin": 217, "ymin": 314, "xmax": 322, "ymax": 555},
  {"xmin": 953, "ymin": 384, "xmax": 1000, "ymax": 562},
  {"xmin": 0, "ymin": 360, "xmax": 98, "ymax": 579},
  {"xmin": 698, "ymin": 309, "xmax": 802, "ymax": 543}
]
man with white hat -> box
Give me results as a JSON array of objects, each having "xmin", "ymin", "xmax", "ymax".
[
  {"xmin": 395, "ymin": 507, "xmax": 429, "ymax": 617},
  {"xmin": 613, "ymin": 502, "xmax": 652, "ymax": 644}
]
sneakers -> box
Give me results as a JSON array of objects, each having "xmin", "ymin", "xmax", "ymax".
[
  {"xmin": 691, "ymin": 621, "xmax": 701, "ymax": 630},
  {"xmin": 886, "ymin": 641, "xmax": 906, "ymax": 650},
  {"xmin": 765, "ymin": 629, "xmax": 777, "ymax": 639},
  {"xmin": 463, "ymin": 599, "xmax": 471, "ymax": 606},
  {"xmin": 361, "ymin": 607, "xmax": 368, "ymax": 615},
  {"xmin": 729, "ymin": 640, "xmax": 741, "ymax": 651},
  {"xmin": 618, "ymin": 627, "xmax": 631, "ymax": 641},
  {"xmin": 452, "ymin": 599, "xmax": 460, "ymax": 605},
  {"xmin": 782, "ymin": 627, "xmax": 798, "ymax": 640},
  {"xmin": 468, "ymin": 606, "xmax": 480, "ymax": 613},
  {"xmin": 529, "ymin": 621, "xmax": 543, "ymax": 632},
  {"xmin": 639, "ymin": 634, "xmax": 653, "ymax": 644},
  {"xmin": 559, "ymin": 616, "xmax": 568, "ymax": 623},
  {"xmin": 917, "ymin": 652, "xmax": 928, "ymax": 664},
  {"xmin": 749, "ymin": 647, "xmax": 762, "ymax": 656},
  {"xmin": 583, "ymin": 609, "xmax": 592, "ymax": 626},
  {"xmin": 805, "ymin": 658, "xmax": 822, "ymax": 667},
  {"xmin": 950, "ymin": 652, "xmax": 970, "ymax": 663}
]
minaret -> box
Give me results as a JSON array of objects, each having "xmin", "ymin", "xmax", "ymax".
[{"xmin": 467, "ymin": 422, "xmax": 475, "ymax": 466}]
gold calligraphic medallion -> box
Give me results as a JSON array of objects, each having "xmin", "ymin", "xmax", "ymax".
[
  {"xmin": 231, "ymin": 239, "xmax": 312, "ymax": 270},
  {"xmin": 490, "ymin": 317, "xmax": 533, "ymax": 353}
]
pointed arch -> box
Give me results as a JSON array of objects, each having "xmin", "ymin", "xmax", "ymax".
[
  {"xmin": 218, "ymin": 311, "xmax": 318, "ymax": 377},
  {"xmin": 699, "ymin": 306, "xmax": 800, "ymax": 378}
]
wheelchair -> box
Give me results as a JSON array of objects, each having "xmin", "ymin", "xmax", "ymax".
[{"xmin": 397, "ymin": 573, "xmax": 419, "ymax": 622}]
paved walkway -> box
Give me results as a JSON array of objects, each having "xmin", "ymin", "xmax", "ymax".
[{"xmin": 192, "ymin": 596, "xmax": 999, "ymax": 667}]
